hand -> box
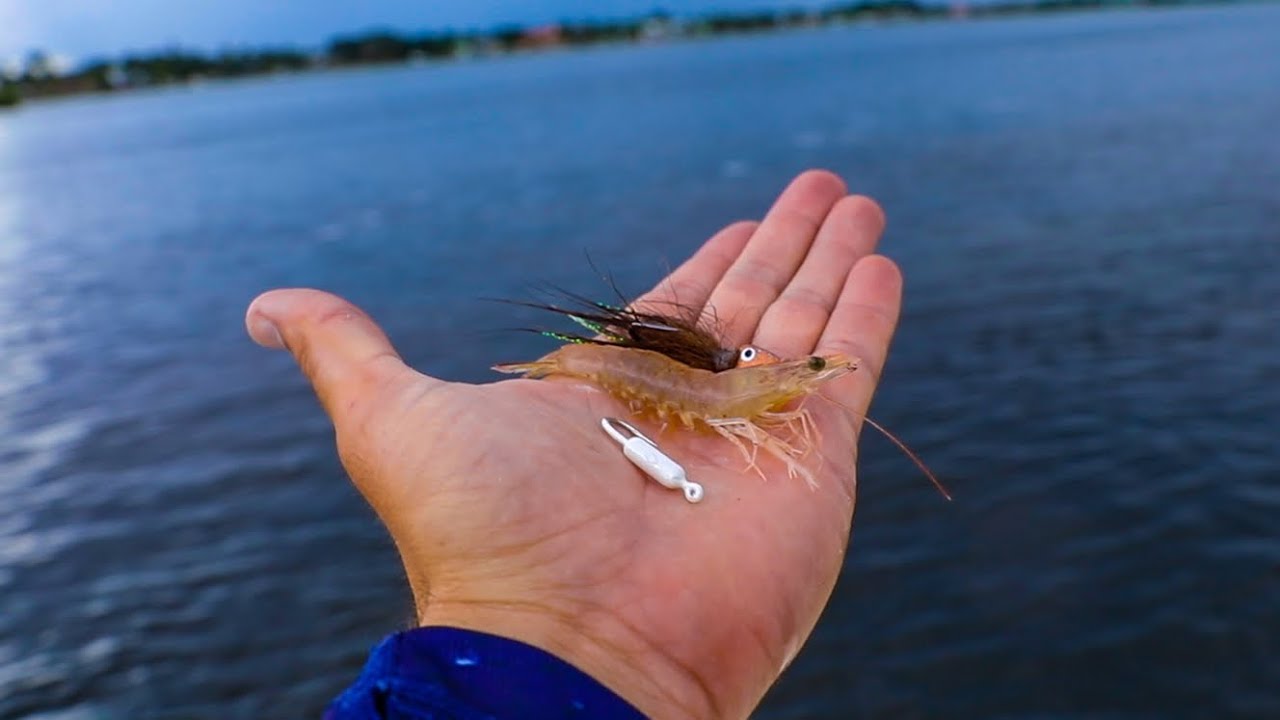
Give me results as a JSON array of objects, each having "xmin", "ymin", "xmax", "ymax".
[{"xmin": 245, "ymin": 170, "xmax": 901, "ymax": 719}]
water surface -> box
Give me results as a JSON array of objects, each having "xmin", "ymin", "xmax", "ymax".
[{"xmin": 1, "ymin": 5, "xmax": 1277, "ymax": 718}]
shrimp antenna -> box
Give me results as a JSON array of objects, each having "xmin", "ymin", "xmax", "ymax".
[
  {"xmin": 860, "ymin": 414, "xmax": 953, "ymax": 501},
  {"xmin": 813, "ymin": 394, "xmax": 953, "ymax": 501}
]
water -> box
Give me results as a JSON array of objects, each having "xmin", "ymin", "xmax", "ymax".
[{"xmin": 1, "ymin": 5, "xmax": 1278, "ymax": 717}]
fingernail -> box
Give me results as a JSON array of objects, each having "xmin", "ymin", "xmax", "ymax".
[{"xmin": 247, "ymin": 310, "xmax": 286, "ymax": 350}]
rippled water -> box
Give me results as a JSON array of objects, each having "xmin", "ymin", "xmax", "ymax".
[{"xmin": 1, "ymin": 5, "xmax": 1278, "ymax": 718}]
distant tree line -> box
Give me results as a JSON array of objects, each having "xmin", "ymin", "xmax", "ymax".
[
  {"xmin": 2, "ymin": 47, "xmax": 311, "ymax": 103},
  {"xmin": 0, "ymin": 0, "xmax": 1237, "ymax": 108},
  {"xmin": 328, "ymin": 32, "xmax": 461, "ymax": 64}
]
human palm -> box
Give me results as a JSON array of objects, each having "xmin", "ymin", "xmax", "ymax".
[{"xmin": 246, "ymin": 171, "xmax": 903, "ymax": 719}]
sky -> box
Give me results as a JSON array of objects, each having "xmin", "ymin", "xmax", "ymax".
[{"xmin": 0, "ymin": 0, "xmax": 833, "ymax": 63}]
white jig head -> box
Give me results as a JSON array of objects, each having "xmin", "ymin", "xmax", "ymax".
[{"xmin": 600, "ymin": 417, "xmax": 703, "ymax": 503}]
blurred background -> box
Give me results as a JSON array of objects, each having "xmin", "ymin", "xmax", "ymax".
[{"xmin": 1, "ymin": 1, "xmax": 1277, "ymax": 717}]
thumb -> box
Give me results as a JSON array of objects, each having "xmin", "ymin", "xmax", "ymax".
[{"xmin": 245, "ymin": 289, "xmax": 422, "ymax": 424}]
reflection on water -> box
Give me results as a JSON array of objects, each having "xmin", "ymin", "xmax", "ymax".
[{"xmin": 1, "ymin": 5, "xmax": 1278, "ymax": 718}]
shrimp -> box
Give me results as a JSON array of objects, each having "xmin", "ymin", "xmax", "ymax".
[
  {"xmin": 493, "ymin": 343, "xmax": 857, "ymax": 488},
  {"xmin": 497, "ymin": 287, "xmax": 949, "ymax": 496}
]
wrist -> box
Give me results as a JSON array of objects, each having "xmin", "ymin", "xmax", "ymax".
[{"xmin": 420, "ymin": 597, "xmax": 723, "ymax": 719}]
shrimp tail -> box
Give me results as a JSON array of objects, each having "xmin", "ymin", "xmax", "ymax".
[{"xmin": 491, "ymin": 359, "xmax": 558, "ymax": 378}]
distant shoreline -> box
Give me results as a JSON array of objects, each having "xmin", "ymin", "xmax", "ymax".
[{"xmin": 0, "ymin": 0, "xmax": 1257, "ymax": 110}]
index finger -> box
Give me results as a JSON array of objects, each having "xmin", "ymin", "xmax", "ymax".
[{"xmin": 632, "ymin": 220, "xmax": 757, "ymax": 315}]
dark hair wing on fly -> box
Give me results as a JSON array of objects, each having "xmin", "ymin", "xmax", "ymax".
[{"xmin": 508, "ymin": 287, "xmax": 738, "ymax": 372}]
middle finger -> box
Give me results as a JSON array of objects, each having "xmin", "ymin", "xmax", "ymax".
[
  {"xmin": 703, "ymin": 170, "xmax": 847, "ymax": 347},
  {"xmin": 751, "ymin": 195, "xmax": 886, "ymax": 358}
]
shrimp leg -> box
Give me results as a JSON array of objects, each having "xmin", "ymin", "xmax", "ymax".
[{"xmin": 709, "ymin": 418, "xmax": 818, "ymax": 488}]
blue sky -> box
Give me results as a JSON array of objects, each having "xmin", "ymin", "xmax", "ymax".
[{"xmin": 0, "ymin": 0, "xmax": 831, "ymax": 62}]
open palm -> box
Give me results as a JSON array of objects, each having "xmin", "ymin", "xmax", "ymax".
[{"xmin": 246, "ymin": 171, "xmax": 903, "ymax": 719}]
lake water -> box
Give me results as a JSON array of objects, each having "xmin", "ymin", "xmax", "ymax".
[{"xmin": 1, "ymin": 4, "xmax": 1278, "ymax": 718}]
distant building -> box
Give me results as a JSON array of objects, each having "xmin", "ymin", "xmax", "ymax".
[
  {"xmin": 640, "ymin": 15, "xmax": 678, "ymax": 41},
  {"xmin": 105, "ymin": 64, "xmax": 129, "ymax": 89},
  {"xmin": 23, "ymin": 51, "xmax": 74, "ymax": 80},
  {"xmin": 1, "ymin": 58, "xmax": 21, "ymax": 82},
  {"xmin": 518, "ymin": 25, "xmax": 563, "ymax": 49}
]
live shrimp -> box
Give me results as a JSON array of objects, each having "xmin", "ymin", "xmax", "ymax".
[{"xmin": 493, "ymin": 343, "xmax": 949, "ymax": 497}]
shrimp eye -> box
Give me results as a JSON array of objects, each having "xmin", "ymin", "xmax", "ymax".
[
  {"xmin": 807, "ymin": 356, "xmax": 826, "ymax": 371},
  {"xmin": 739, "ymin": 347, "xmax": 757, "ymax": 364}
]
